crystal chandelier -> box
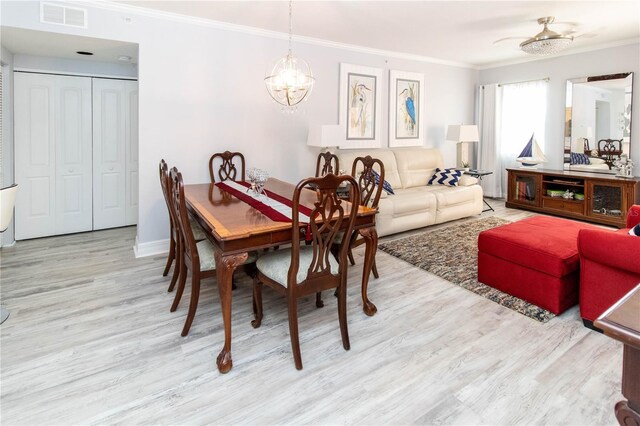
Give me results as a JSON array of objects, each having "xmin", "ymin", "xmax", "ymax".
[
  {"xmin": 520, "ymin": 17, "xmax": 573, "ymax": 55},
  {"xmin": 264, "ymin": 0, "xmax": 314, "ymax": 110}
]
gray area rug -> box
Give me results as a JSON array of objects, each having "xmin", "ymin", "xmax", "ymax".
[{"xmin": 378, "ymin": 217, "xmax": 556, "ymax": 323}]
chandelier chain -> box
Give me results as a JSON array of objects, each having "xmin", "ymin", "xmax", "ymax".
[{"xmin": 288, "ymin": 0, "xmax": 293, "ymax": 55}]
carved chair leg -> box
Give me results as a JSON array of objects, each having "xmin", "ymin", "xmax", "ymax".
[
  {"xmin": 167, "ymin": 248, "xmax": 181, "ymax": 292},
  {"xmin": 251, "ymin": 276, "xmax": 263, "ymax": 328},
  {"xmin": 372, "ymin": 257, "xmax": 379, "ymax": 279},
  {"xmin": 288, "ymin": 297, "xmax": 303, "ymax": 370},
  {"xmin": 347, "ymin": 249, "xmax": 355, "ymax": 266},
  {"xmin": 163, "ymin": 237, "xmax": 175, "ymax": 277},
  {"xmin": 170, "ymin": 263, "xmax": 187, "ymax": 312},
  {"xmin": 337, "ymin": 283, "xmax": 350, "ymax": 351},
  {"xmin": 181, "ymin": 271, "xmax": 201, "ymax": 337},
  {"xmin": 315, "ymin": 292, "xmax": 324, "ymax": 308}
]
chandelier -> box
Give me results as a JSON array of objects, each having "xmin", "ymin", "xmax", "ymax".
[
  {"xmin": 264, "ymin": 0, "xmax": 314, "ymax": 110},
  {"xmin": 520, "ymin": 17, "xmax": 573, "ymax": 55}
]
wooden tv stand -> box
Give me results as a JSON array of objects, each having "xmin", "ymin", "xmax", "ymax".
[{"xmin": 506, "ymin": 168, "xmax": 640, "ymax": 228}]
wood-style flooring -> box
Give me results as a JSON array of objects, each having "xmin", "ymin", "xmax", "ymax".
[{"xmin": 0, "ymin": 199, "xmax": 623, "ymax": 425}]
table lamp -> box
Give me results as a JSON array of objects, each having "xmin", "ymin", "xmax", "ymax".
[
  {"xmin": 447, "ymin": 124, "xmax": 479, "ymax": 169},
  {"xmin": 307, "ymin": 124, "xmax": 342, "ymax": 152}
]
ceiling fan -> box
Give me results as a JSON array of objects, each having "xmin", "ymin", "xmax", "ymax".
[{"xmin": 494, "ymin": 16, "xmax": 590, "ymax": 55}]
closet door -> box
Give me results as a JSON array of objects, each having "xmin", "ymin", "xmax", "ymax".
[
  {"xmin": 14, "ymin": 73, "xmax": 92, "ymax": 240},
  {"xmin": 93, "ymin": 78, "xmax": 127, "ymax": 230},
  {"xmin": 125, "ymin": 81, "xmax": 138, "ymax": 226}
]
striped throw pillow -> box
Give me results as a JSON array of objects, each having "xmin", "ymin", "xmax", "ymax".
[
  {"xmin": 570, "ymin": 152, "xmax": 591, "ymax": 165},
  {"xmin": 371, "ymin": 170, "xmax": 394, "ymax": 195},
  {"xmin": 428, "ymin": 168, "xmax": 462, "ymax": 187}
]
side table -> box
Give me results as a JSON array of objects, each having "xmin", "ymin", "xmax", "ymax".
[
  {"xmin": 595, "ymin": 283, "xmax": 640, "ymax": 426},
  {"xmin": 464, "ymin": 169, "xmax": 494, "ymax": 213}
]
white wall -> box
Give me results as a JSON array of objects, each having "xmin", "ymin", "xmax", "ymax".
[
  {"xmin": 479, "ymin": 43, "xmax": 640, "ymax": 170},
  {"xmin": 1, "ymin": 1, "xmax": 477, "ymax": 252},
  {"xmin": 1, "ymin": 44, "xmax": 15, "ymax": 246}
]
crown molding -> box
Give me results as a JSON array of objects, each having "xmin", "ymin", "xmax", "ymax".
[
  {"xmin": 72, "ymin": 0, "xmax": 476, "ymax": 69},
  {"xmin": 477, "ymin": 37, "xmax": 640, "ymax": 70}
]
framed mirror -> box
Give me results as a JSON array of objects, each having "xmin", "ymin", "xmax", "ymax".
[{"xmin": 564, "ymin": 72, "xmax": 633, "ymax": 173}]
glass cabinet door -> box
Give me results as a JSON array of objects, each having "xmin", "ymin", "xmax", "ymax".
[
  {"xmin": 587, "ymin": 183, "xmax": 623, "ymax": 219},
  {"xmin": 513, "ymin": 174, "xmax": 540, "ymax": 206}
]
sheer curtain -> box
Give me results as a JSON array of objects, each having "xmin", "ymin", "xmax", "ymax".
[{"xmin": 478, "ymin": 79, "xmax": 548, "ymax": 198}]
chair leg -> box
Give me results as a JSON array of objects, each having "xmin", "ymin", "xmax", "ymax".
[
  {"xmin": 337, "ymin": 283, "xmax": 350, "ymax": 351},
  {"xmin": 181, "ymin": 270, "xmax": 201, "ymax": 337},
  {"xmin": 288, "ymin": 297, "xmax": 303, "ymax": 370},
  {"xmin": 167, "ymin": 242, "xmax": 182, "ymax": 292},
  {"xmin": 347, "ymin": 249, "xmax": 355, "ymax": 266},
  {"xmin": 170, "ymin": 262, "xmax": 187, "ymax": 312},
  {"xmin": 163, "ymin": 236, "xmax": 175, "ymax": 277},
  {"xmin": 372, "ymin": 257, "xmax": 379, "ymax": 279},
  {"xmin": 251, "ymin": 276, "xmax": 263, "ymax": 328},
  {"xmin": 315, "ymin": 292, "xmax": 324, "ymax": 308}
]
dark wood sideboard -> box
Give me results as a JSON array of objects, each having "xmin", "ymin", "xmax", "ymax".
[
  {"xmin": 506, "ymin": 168, "xmax": 640, "ymax": 228},
  {"xmin": 595, "ymin": 284, "xmax": 640, "ymax": 426}
]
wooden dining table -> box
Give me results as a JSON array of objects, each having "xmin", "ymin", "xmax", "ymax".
[{"xmin": 184, "ymin": 178, "xmax": 379, "ymax": 373}]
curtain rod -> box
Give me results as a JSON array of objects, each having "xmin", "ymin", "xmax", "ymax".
[{"xmin": 497, "ymin": 77, "xmax": 550, "ymax": 87}]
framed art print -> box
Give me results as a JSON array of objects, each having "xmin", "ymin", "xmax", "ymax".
[
  {"xmin": 338, "ymin": 63, "xmax": 383, "ymax": 149},
  {"xmin": 389, "ymin": 70, "xmax": 425, "ymax": 147}
]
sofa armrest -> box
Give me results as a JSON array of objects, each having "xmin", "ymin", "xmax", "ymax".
[
  {"xmin": 458, "ymin": 175, "xmax": 478, "ymax": 186},
  {"xmin": 627, "ymin": 204, "xmax": 640, "ymax": 228},
  {"xmin": 578, "ymin": 229, "xmax": 640, "ymax": 275}
]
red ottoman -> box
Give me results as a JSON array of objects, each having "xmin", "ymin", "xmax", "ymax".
[{"xmin": 478, "ymin": 216, "xmax": 599, "ymax": 315}]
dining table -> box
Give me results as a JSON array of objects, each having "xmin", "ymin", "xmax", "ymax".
[{"xmin": 184, "ymin": 178, "xmax": 379, "ymax": 373}]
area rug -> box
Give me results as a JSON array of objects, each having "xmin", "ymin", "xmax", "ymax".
[{"xmin": 378, "ymin": 217, "xmax": 556, "ymax": 323}]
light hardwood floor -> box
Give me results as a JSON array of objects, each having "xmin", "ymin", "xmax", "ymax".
[{"xmin": 0, "ymin": 199, "xmax": 623, "ymax": 425}]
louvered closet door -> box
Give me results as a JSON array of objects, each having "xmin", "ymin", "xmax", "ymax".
[{"xmin": 14, "ymin": 73, "xmax": 92, "ymax": 239}]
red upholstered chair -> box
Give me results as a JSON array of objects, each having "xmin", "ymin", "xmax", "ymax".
[{"xmin": 578, "ymin": 205, "xmax": 640, "ymax": 329}]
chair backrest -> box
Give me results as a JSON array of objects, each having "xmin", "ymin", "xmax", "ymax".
[
  {"xmin": 352, "ymin": 156, "xmax": 384, "ymax": 209},
  {"xmin": 169, "ymin": 167, "xmax": 199, "ymax": 263},
  {"xmin": 598, "ymin": 139, "xmax": 623, "ymax": 155},
  {"xmin": 315, "ymin": 152, "xmax": 339, "ymax": 177},
  {"xmin": 209, "ymin": 151, "xmax": 245, "ymax": 183},
  {"xmin": 289, "ymin": 173, "xmax": 359, "ymax": 290},
  {"xmin": 0, "ymin": 184, "xmax": 18, "ymax": 233}
]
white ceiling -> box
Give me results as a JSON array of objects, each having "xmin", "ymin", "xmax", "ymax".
[{"xmin": 116, "ymin": 0, "xmax": 640, "ymax": 68}]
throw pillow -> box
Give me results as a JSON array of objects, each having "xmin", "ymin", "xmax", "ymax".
[
  {"xmin": 428, "ymin": 168, "xmax": 462, "ymax": 187},
  {"xmin": 629, "ymin": 223, "xmax": 640, "ymax": 236},
  {"xmin": 570, "ymin": 152, "xmax": 591, "ymax": 165},
  {"xmin": 371, "ymin": 170, "xmax": 394, "ymax": 195}
]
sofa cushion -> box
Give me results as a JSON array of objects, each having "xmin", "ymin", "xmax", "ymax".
[
  {"xmin": 393, "ymin": 148, "xmax": 444, "ymax": 188},
  {"xmin": 478, "ymin": 216, "xmax": 599, "ymax": 277},
  {"xmin": 425, "ymin": 184, "xmax": 480, "ymax": 208},
  {"xmin": 378, "ymin": 188, "xmax": 436, "ymax": 217},
  {"xmin": 428, "ymin": 168, "xmax": 462, "ymax": 187},
  {"xmin": 337, "ymin": 150, "xmax": 402, "ymax": 189}
]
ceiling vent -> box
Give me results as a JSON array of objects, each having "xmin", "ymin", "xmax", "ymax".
[{"xmin": 40, "ymin": 2, "xmax": 87, "ymax": 28}]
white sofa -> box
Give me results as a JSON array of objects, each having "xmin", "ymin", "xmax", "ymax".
[{"xmin": 336, "ymin": 148, "xmax": 483, "ymax": 237}]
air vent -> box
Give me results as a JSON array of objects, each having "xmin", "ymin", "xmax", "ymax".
[{"xmin": 40, "ymin": 2, "xmax": 87, "ymax": 28}]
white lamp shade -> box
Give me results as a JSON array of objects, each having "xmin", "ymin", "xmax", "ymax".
[
  {"xmin": 446, "ymin": 124, "xmax": 479, "ymax": 143},
  {"xmin": 307, "ymin": 124, "xmax": 342, "ymax": 147}
]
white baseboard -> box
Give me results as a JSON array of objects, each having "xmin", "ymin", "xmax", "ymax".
[{"xmin": 133, "ymin": 236, "xmax": 169, "ymax": 258}]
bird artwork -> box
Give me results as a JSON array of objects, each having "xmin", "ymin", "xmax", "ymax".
[
  {"xmin": 399, "ymin": 83, "xmax": 417, "ymax": 136},
  {"xmin": 350, "ymin": 80, "xmax": 372, "ymax": 137}
]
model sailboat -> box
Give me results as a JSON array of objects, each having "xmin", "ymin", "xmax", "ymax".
[{"xmin": 516, "ymin": 133, "xmax": 547, "ymax": 167}]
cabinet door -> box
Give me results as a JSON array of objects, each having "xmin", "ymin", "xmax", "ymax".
[
  {"xmin": 124, "ymin": 81, "xmax": 138, "ymax": 226},
  {"xmin": 586, "ymin": 181, "xmax": 624, "ymax": 221},
  {"xmin": 510, "ymin": 172, "xmax": 541, "ymax": 207},
  {"xmin": 15, "ymin": 73, "xmax": 92, "ymax": 240},
  {"xmin": 93, "ymin": 78, "xmax": 127, "ymax": 230}
]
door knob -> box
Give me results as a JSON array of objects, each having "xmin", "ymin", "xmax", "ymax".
[
  {"xmin": 69, "ymin": 169, "xmax": 74, "ymax": 173},
  {"xmin": 109, "ymin": 167, "xmax": 114, "ymax": 171}
]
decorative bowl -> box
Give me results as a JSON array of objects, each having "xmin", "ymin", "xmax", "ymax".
[
  {"xmin": 574, "ymin": 193, "xmax": 585, "ymax": 200},
  {"xmin": 547, "ymin": 189, "xmax": 564, "ymax": 197}
]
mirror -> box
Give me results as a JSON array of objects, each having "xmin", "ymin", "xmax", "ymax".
[{"xmin": 564, "ymin": 72, "xmax": 633, "ymax": 173}]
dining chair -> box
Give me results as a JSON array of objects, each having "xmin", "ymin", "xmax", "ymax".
[
  {"xmin": 345, "ymin": 155, "xmax": 385, "ymax": 278},
  {"xmin": 169, "ymin": 167, "xmax": 256, "ymax": 336},
  {"xmin": 251, "ymin": 173, "xmax": 360, "ymax": 370},
  {"xmin": 315, "ymin": 151, "xmax": 339, "ymax": 177},
  {"xmin": 209, "ymin": 151, "xmax": 246, "ymax": 183},
  {"xmin": 159, "ymin": 159, "xmax": 207, "ymax": 292}
]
